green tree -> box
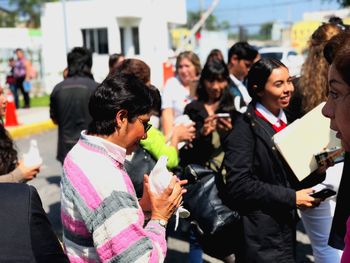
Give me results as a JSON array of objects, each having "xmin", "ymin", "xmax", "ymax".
[
  {"xmin": 259, "ymin": 22, "xmax": 273, "ymax": 40},
  {"xmin": 9, "ymin": 0, "xmax": 58, "ymax": 28},
  {"xmin": 0, "ymin": 9, "xmax": 16, "ymax": 27},
  {"xmin": 336, "ymin": 0, "xmax": 350, "ymax": 6}
]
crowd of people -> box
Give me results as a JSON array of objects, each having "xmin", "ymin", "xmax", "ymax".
[{"xmin": 1, "ymin": 17, "xmax": 350, "ymax": 263}]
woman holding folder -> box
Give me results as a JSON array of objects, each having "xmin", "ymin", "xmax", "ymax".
[{"xmin": 221, "ymin": 58, "xmax": 325, "ymax": 262}]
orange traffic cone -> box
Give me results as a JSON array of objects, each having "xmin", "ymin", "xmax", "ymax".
[{"xmin": 5, "ymin": 91, "xmax": 19, "ymax": 127}]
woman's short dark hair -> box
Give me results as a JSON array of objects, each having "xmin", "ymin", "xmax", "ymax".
[
  {"xmin": 247, "ymin": 58, "xmax": 287, "ymax": 102},
  {"xmin": 197, "ymin": 59, "xmax": 230, "ymax": 102},
  {"xmin": 87, "ymin": 73, "xmax": 153, "ymax": 136},
  {"xmin": 323, "ymin": 31, "xmax": 350, "ymax": 87},
  {"xmin": 0, "ymin": 125, "xmax": 17, "ymax": 174}
]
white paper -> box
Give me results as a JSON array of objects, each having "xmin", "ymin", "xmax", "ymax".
[
  {"xmin": 272, "ymin": 102, "xmax": 341, "ymax": 181},
  {"xmin": 149, "ymin": 155, "xmax": 190, "ymax": 230},
  {"xmin": 173, "ymin": 114, "xmax": 194, "ymax": 149},
  {"xmin": 23, "ymin": 139, "xmax": 43, "ymax": 167}
]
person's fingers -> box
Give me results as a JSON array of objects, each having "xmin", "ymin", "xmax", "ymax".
[
  {"xmin": 178, "ymin": 179, "xmax": 188, "ymax": 187},
  {"xmin": 173, "ymin": 192, "xmax": 183, "ymax": 209},
  {"xmin": 169, "ymin": 181, "xmax": 183, "ymax": 198},
  {"xmin": 164, "ymin": 176, "xmax": 177, "ymax": 195}
]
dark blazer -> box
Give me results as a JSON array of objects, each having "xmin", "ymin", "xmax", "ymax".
[
  {"xmin": 329, "ymin": 152, "xmax": 350, "ymax": 250},
  {"xmin": 180, "ymin": 101, "xmax": 214, "ymax": 167},
  {"xmin": 0, "ymin": 183, "xmax": 69, "ymax": 263},
  {"xmin": 222, "ymin": 104, "xmax": 298, "ymax": 263},
  {"xmin": 228, "ymin": 78, "xmax": 247, "ymax": 113}
]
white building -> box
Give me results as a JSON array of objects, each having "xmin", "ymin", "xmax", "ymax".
[{"xmin": 41, "ymin": 0, "xmax": 186, "ymax": 93}]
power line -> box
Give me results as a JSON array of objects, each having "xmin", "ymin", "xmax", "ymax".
[{"xmin": 213, "ymin": 0, "xmax": 313, "ymax": 13}]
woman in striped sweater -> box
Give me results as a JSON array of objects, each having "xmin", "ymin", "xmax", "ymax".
[{"xmin": 61, "ymin": 72, "xmax": 187, "ymax": 263}]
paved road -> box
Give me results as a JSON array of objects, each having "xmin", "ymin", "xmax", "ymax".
[{"xmin": 15, "ymin": 129, "xmax": 314, "ymax": 263}]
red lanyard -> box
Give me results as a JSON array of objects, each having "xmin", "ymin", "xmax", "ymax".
[{"xmin": 254, "ymin": 109, "xmax": 286, "ymax": 133}]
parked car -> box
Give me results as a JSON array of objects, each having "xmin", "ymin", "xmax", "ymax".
[{"xmin": 258, "ymin": 46, "xmax": 305, "ymax": 77}]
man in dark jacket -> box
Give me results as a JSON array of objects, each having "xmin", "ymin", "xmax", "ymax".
[
  {"xmin": 50, "ymin": 47, "xmax": 99, "ymax": 164},
  {"xmin": 227, "ymin": 42, "xmax": 258, "ymax": 113}
]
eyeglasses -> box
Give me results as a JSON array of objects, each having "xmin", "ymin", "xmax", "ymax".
[{"xmin": 137, "ymin": 117, "xmax": 152, "ymax": 132}]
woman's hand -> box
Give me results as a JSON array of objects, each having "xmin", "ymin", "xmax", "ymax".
[
  {"xmin": 296, "ymin": 188, "xmax": 321, "ymax": 210},
  {"xmin": 144, "ymin": 175, "xmax": 187, "ymax": 223},
  {"xmin": 216, "ymin": 116, "xmax": 232, "ymax": 133},
  {"xmin": 171, "ymin": 123, "xmax": 196, "ymax": 147},
  {"xmin": 202, "ymin": 115, "xmax": 217, "ymax": 136},
  {"xmin": 139, "ymin": 175, "xmax": 152, "ymax": 212},
  {"xmin": 17, "ymin": 160, "xmax": 40, "ymax": 181}
]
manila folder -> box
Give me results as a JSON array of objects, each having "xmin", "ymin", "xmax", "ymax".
[{"xmin": 272, "ymin": 102, "xmax": 341, "ymax": 181}]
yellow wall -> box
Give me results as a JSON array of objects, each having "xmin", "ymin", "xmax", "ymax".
[
  {"xmin": 170, "ymin": 28, "xmax": 190, "ymax": 49},
  {"xmin": 291, "ymin": 21, "xmax": 321, "ymax": 53}
]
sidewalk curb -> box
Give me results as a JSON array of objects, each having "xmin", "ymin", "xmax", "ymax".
[{"xmin": 7, "ymin": 120, "xmax": 57, "ymax": 139}]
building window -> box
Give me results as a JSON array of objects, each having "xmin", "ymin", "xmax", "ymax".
[
  {"xmin": 120, "ymin": 28, "xmax": 125, "ymax": 55},
  {"xmin": 82, "ymin": 28, "xmax": 109, "ymax": 54},
  {"xmin": 119, "ymin": 25, "xmax": 140, "ymax": 56},
  {"xmin": 132, "ymin": 27, "xmax": 139, "ymax": 55}
]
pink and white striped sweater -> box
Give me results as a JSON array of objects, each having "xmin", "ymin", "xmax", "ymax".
[{"xmin": 61, "ymin": 132, "xmax": 167, "ymax": 262}]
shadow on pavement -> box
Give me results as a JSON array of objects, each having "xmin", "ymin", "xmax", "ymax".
[{"xmin": 45, "ymin": 175, "xmax": 63, "ymax": 240}]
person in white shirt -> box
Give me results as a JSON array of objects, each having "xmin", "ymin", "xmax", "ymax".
[{"xmin": 161, "ymin": 51, "xmax": 201, "ymax": 139}]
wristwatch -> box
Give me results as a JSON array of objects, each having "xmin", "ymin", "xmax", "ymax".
[{"xmin": 151, "ymin": 219, "xmax": 167, "ymax": 228}]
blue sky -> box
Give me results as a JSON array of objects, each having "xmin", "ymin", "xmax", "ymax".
[{"xmin": 187, "ymin": 0, "xmax": 341, "ymax": 33}]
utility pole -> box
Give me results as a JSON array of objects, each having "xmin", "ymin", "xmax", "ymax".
[
  {"xmin": 61, "ymin": 0, "xmax": 69, "ymax": 54},
  {"xmin": 199, "ymin": 0, "xmax": 205, "ymax": 30},
  {"xmin": 175, "ymin": 0, "xmax": 220, "ymax": 55}
]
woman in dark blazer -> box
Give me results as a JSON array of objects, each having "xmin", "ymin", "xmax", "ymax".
[
  {"xmin": 0, "ymin": 183, "xmax": 69, "ymax": 262},
  {"xmin": 222, "ymin": 58, "xmax": 322, "ymax": 262}
]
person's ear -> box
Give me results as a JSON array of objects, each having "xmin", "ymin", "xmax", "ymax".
[
  {"xmin": 230, "ymin": 54, "xmax": 239, "ymax": 65},
  {"xmin": 115, "ymin": 109, "xmax": 128, "ymax": 128}
]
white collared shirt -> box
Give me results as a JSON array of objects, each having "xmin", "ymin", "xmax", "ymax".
[
  {"xmin": 230, "ymin": 74, "xmax": 252, "ymax": 105},
  {"xmin": 256, "ymin": 103, "xmax": 287, "ymax": 128},
  {"xmin": 82, "ymin": 130, "xmax": 127, "ymax": 164}
]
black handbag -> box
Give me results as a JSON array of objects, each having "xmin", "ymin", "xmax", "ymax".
[
  {"xmin": 125, "ymin": 146, "xmax": 157, "ymax": 198},
  {"xmin": 182, "ymin": 164, "xmax": 241, "ymax": 259}
]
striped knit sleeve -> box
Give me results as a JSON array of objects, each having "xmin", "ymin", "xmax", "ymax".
[{"xmin": 63, "ymin": 147, "xmax": 167, "ymax": 263}]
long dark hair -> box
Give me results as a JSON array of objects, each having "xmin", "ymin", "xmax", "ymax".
[
  {"xmin": 247, "ymin": 58, "xmax": 287, "ymax": 103},
  {"xmin": 197, "ymin": 59, "xmax": 229, "ymax": 102},
  {"xmin": 197, "ymin": 59, "xmax": 235, "ymax": 113},
  {"xmin": 0, "ymin": 124, "xmax": 17, "ymax": 174}
]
